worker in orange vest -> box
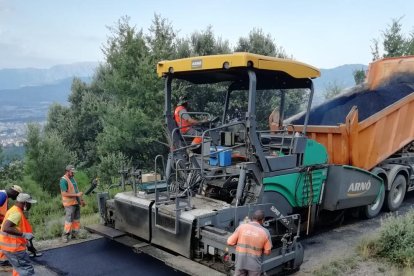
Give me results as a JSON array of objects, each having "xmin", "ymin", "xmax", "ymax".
[
  {"xmin": 0, "ymin": 185, "xmax": 23, "ymax": 267},
  {"xmin": 174, "ymin": 96, "xmax": 202, "ymax": 135},
  {"xmin": 227, "ymin": 210, "xmax": 272, "ymax": 276},
  {"xmin": 60, "ymin": 165, "xmax": 85, "ymax": 243},
  {"xmin": 0, "ymin": 193, "xmax": 37, "ymax": 276},
  {"xmin": 174, "ymin": 96, "xmax": 206, "ymax": 145}
]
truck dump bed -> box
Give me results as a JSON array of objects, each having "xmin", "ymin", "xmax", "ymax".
[{"xmin": 290, "ymin": 57, "xmax": 414, "ymax": 171}]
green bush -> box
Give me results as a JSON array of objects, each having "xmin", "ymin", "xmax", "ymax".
[
  {"xmin": 25, "ymin": 124, "xmax": 77, "ymax": 194},
  {"xmin": 0, "ymin": 160, "xmax": 24, "ymax": 188},
  {"xmin": 358, "ymin": 210, "xmax": 414, "ymax": 267}
]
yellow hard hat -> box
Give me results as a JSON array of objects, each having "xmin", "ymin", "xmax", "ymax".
[{"xmin": 10, "ymin": 185, "xmax": 23, "ymax": 193}]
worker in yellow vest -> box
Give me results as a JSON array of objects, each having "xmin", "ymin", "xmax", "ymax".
[
  {"xmin": 60, "ymin": 165, "xmax": 84, "ymax": 243},
  {"xmin": 0, "ymin": 193, "xmax": 37, "ymax": 276},
  {"xmin": 0, "ymin": 185, "xmax": 23, "ymax": 267}
]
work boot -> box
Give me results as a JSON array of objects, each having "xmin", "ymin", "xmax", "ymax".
[
  {"xmin": 29, "ymin": 251, "xmax": 43, "ymax": 258},
  {"xmin": 71, "ymin": 231, "xmax": 78, "ymax": 240},
  {"xmin": 0, "ymin": 260, "xmax": 10, "ymax": 267},
  {"xmin": 62, "ymin": 233, "xmax": 70, "ymax": 243}
]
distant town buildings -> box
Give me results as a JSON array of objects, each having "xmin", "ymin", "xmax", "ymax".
[{"xmin": 0, "ymin": 122, "xmax": 30, "ymax": 147}]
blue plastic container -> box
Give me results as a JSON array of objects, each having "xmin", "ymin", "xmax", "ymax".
[{"xmin": 210, "ymin": 146, "xmax": 231, "ymax": 166}]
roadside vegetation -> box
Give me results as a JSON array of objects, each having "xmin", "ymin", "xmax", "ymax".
[
  {"xmin": 358, "ymin": 210, "xmax": 414, "ymax": 269},
  {"xmin": 312, "ymin": 256, "xmax": 359, "ymax": 276},
  {"xmin": 312, "ymin": 210, "xmax": 414, "ymax": 276}
]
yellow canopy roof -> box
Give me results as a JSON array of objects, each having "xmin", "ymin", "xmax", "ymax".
[{"xmin": 157, "ymin": 52, "xmax": 320, "ymax": 79}]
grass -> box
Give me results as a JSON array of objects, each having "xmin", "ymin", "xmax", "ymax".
[{"xmin": 312, "ymin": 256, "xmax": 359, "ymax": 276}]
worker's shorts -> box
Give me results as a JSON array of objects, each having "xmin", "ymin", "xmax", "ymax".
[
  {"xmin": 3, "ymin": 250, "xmax": 34, "ymax": 276},
  {"xmin": 64, "ymin": 204, "xmax": 80, "ymax": 223}
]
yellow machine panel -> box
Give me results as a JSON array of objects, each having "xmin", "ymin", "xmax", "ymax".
[{"xmin": 157, "ymin": 52, "xmax": 320, "ymax": 79}]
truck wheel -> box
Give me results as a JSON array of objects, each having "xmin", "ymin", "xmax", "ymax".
[
  {"xmin": 361, "ymin": 183, "xmax": 385, "ymax": 219},
  {"xmin": 386, "ymin": 175, "xmax": 407, "ymax": 212}
]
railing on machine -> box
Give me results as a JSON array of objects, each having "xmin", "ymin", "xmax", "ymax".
[
  {"xmin": 199, "ymin": 121, "xmax": 248, "ymax": 178},
  {"xmin": 153, "ymin": 154, "xmax": 193, "ymax": 234},
  {"xmin": 257, "ymin": 125, "xmax": 297, "ymax": 155},
  {"xmin": 171, "ymin": 121, "xmax": 248, "ymax": 179}
]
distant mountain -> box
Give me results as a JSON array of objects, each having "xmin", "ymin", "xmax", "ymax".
[
  {"xmin": 0, "ymin": 76, "xmax": 90, "ymax": 122},
  {"xmin": 0, "ymin": 62, "xmax": 98, "ymax": 90},
  {"xmin": 313, "ymin": 64, "xmax": 368, "ymax": 105}
]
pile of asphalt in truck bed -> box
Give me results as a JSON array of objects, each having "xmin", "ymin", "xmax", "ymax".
[{"xmin": 292, "ymin": 74, "xmax": 414, "ymax": 125}]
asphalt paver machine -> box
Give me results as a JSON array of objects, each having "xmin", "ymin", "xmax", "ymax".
[{"xmin": 92, "ymin": 53, "xmax": 382, "ymax": 275}]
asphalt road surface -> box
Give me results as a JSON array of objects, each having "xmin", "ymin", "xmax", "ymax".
[{"xmin": 31, "ymin": 238, "xmax": 186, "ymax": 276}]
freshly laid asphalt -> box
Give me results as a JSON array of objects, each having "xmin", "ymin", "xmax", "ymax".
[{"xmin": 32, "ymin": 238, "xmax": 186, "ymax": 276}]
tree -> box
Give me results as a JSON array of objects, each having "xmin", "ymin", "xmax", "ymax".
[
  {"xmin": 44, "ymin": 16, "xmax": 171, "ymax": 176},
  {"xmin": 191, "ymin": 26, "xmax": 231, "ymax": 56},
  {"xmin": 406, "ymin": 30, "xmax": 414, "ymax": 55},
  {"xmin": 370, "ymin": 39, "xmax": 380, "ymax": 61},
  {"xmin": 324, "ymin": 81, "xmax": 344, "ymax": 100},
  {"xmin": 146, "ymin": 14, "xmax": 178, "ymax": 62},
  {"xmin": 0, "ymin": 145, "xmax": 3, "ymax": 165},
  {"xmin": 97, "ymin": 102, "xmax": 163, "ymax": 168},
  {"xmin": 0, "ymin": 160, "xmax": 24, "ymax": 187},
  {"xmin": 25, "ymin": 123, "xmax": 41, "ymax": 174},
  {"xmin": 371, "ymin": 17, "xmax": 414, "ymax": 59},
  {"xmin": 382, "ymin": 18, "xmax": 407, "ymax": 58},
  {"xmin": 353, "ymin": 69, "xmax": 366, "ymax": 85},
  {"xmin": 25, "ymin": 124, "xmax": 76, "ymax": 194},
  {"xmin": 235, "ymin": 28, "xmax": 287, "ymax": 57}
]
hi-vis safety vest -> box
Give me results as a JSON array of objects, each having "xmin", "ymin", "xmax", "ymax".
[
  {"xmin": 0, "ymin": 205, "xmax": 33, "ymax": 252},
  {"xmin": 61, "ymin": 175, "xmax": 78, "ymax": 207},
  {"xmin": 227, "ymin": 221, "xmax": 272, "ymax": 257},
  {"xmin": 174, "ymin": 105, "xmax": 190, "ymax": 134}
]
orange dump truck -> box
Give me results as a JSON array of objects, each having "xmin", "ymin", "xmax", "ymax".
[{"xmin": 290, "ymin": 56, "xmax": 414, "ymax": 212}]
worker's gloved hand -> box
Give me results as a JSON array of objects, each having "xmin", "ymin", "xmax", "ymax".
[{"xmin": 22, "ymin": 232, "xmax": 34, "ymax": 240}]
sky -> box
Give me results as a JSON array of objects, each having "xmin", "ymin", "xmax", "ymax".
[{"xmin": 1, "ymin": 0, "xmax": 414, "ymax": 69}]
